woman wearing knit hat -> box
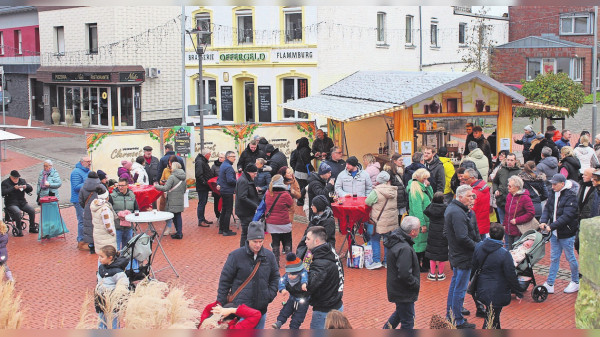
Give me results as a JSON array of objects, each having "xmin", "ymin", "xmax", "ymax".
[
  {"xmin": 264, "ymin": 174, "xmax": 294, "ymax": 266},
  {"xmin": 117, "ymin": 160, "xmax": 134, "ymax": 184},
  {"xmin": 271, "ymin": 252, "xmax": 309, "ymax": 329},
  {"xmin": 295, "ymin": 195, "xmax": 336, "ymax": 260},
  {"xmin": 364, "ymin": 171, "xmax": 398, "ymax": 269}
]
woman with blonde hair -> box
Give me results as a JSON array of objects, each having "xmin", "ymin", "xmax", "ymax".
[
  {"xmin": 406, "ymin": 168, "xmax": 433, "ymax": 273},
  {"xmin": 363, "ymin": 153, "xmax": 381, "ymax": 186},
  {"xmin": 325, "ymin": 310, "xmax": 352, "ymax": 329},
  {"xmin": 559, "ymin": 146, "xmax": 581, "ymax": 181}
]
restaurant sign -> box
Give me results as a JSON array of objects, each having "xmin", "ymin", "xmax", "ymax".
[
  {"xmin": 119, "ymin": 71, "xmax": 145, "ymax": 82},
  {"xmin": 52, "ymin": 72, "xmax": 111, "ymax": 82},
  {"xmin": 219, "ymin": 52, "xmax": 267, "ymax": 62}
]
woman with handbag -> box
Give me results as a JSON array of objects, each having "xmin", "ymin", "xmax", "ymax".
[
  {"xmin": 264, "ymin": 174, "xmax": 294, "ymax": 267},
  {"xmin": 279, "ymin": 166, "xmax": 301, "ymax": 221},
  {"xmin": 37, "ymin": 160, "xmax": 62, "ymax": 201},
  {"xmin": 154, "ymin": 162, "xmax": 187, "ymax": 240},
  {"xmin": 504, "ymin": 176, "xmax": 536, "ymax": 249},
  {"xmin": 156, "ymin": 155, "xmax": 177, "ymax": 235}
]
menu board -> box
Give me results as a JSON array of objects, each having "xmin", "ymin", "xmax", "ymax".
[
  {"xmin": 173, "ymin": 126, "xmax": 192, "ymax": 158},
  {"xmin": 258, "ymin": 86, "xmax": 271, "ymax": 122},
  {"xmin": 221, "ymin": 86, "xmax": 233, "ymax": 121}
]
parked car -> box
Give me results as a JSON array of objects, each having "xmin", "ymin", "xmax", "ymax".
[{"xmin": 503, "ymin": 83, "xmax": 523, "ymax": 91}]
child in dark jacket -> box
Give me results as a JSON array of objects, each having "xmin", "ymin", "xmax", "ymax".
[
  {"xmin": 272, "ymin": 253, "xmax": 310, "ymax": 329},
  {"xmin": 95, "ymin": 245, "xmax": 129, "ymax": 329},
  {"xmin": 424, "ymin": 192, "xmax": 449, "ymax": 281},
  {"xmin": 0, "ymin": 221, "xmax": 14, "ymax": 282}
]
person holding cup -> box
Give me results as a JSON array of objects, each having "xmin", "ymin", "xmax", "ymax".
[
  {"xmin": 334, "ymin": 156, "xmax": 372, "ymax": 198},
  {"xmin": 37, "ymin": 159, "xmax": 62, "ymax": 201}
]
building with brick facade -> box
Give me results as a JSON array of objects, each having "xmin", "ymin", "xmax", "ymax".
[
  {"xmin": 493, "ymin": 6, "xmax": 599, "ymax": 94},
  {"xmin": 0, "ymin": 6, "xmax": 40, "ymax": 120}
]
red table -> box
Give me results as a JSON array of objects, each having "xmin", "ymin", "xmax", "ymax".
[
  {"xmin": 208, "ymin": 173, "xmax": 242, "ymax": 212},
  {"xmin": 110, "ymin": 184, "xmax": 163, "ymax": 211},
  {"xmin": 331, "ymin": 196, "xmax": 371, "ymax": 255}
]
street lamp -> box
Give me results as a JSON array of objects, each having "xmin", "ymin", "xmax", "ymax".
[{"xmin": 186, "ymin": 26, "xmax": 212, "ymax": 151}]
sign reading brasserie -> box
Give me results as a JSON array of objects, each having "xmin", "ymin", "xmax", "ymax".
[
  {"xmin": 52, "ymin": 72, "xmax": 111, "ymax": 82},
  {"xmin": 119, "ymin": 72, "xmax": 145, "ymax": 82}
]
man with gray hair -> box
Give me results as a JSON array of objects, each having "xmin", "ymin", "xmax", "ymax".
[
  {"xmin": 444, "ymin": 184, "xmax": 480, "ymax": 329},
  {"xmin": 537, "ymin": 146, "xmax": 559, "ymax": 195},
  {"xmin": 382, "ymin": 216, "xmax": 421, "ymax": 329},
  {"xmin": 71, "ymin": 156, "xmax": 91, "ymax": 250},
  {"xmin": 195, "ymin": 148, "xmax": 215, "ymax": 227}
]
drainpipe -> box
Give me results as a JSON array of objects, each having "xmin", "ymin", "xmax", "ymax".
[
  {"xmin": 419, "ymin": 6, "xmax": 423, "ymax": 71},
  {"xmin": 592, "ymin": 5, "xmax": 598, "ymax": 137}
]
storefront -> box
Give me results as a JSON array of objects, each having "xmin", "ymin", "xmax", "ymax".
[{"xmin": 32, "ymin": 66, "xmax": 145, "ymax": 129}]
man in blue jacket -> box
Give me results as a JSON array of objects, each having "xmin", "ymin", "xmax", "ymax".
[
  {"xmin": 70, "ymin": 156, "xmax": 91, "ymax": 250},
  {"xmin": 158, "ymin": 144, "xmax": 185, "ymax": 178},
  {"xmin": 554, "ymin": 129, "xmax": 571, "ymax": 150},
  {"xmin": 217, "ymin": 150, "xmax": 238, "ymax": 236}
]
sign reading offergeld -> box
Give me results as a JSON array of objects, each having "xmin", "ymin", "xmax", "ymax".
[{"xmin": 219, "ymin": 52, "xmax": 267, "ymax": 62}]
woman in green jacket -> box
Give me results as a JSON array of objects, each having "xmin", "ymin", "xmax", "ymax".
[{"xmin": 406, "ymin": 168, "xmax": 433, "ymax": 273}]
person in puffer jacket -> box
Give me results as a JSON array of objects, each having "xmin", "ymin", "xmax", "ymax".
[
  {"xmin": 462, "ymin": 141, "xmax": 489, "ymax": 182},
  {"xmin": 117, "ymin": 160, "xmax": 134, "ymax": 184},
  {"xmin": 437, "ymin": 147, "xmax": 456, "ymax": 203},
  {"xmin": 365, "ymin": 171, "xmax": 398, "ymax": 270},
  {"xmin": 80, "ymin": 171, "xmax": 105, "ymax": 253},
  {"xmin": 363, "ymin": 154, "xmax": 381, "ymax": 186},
  {"xmin": 334, "ymin": 156, "xmax": 372, "ymax": 197},
  {"xmin": 154, "ymin": 162, "xmax": 187, "ymax": 239},
  {"xmin": 537, "ymin": 147, "xmax": 559, "ymax": 195},
  {"xmin": 90, "ymin": 187, "xmax": 117, "ymax": 251},
  {"xmin": 95, "ymin": 245, "xmax": 129, "ymax": 329},
  {"xmin": 424, "ymin": 193, "xmax": 448, "ymax": 281},
  {"xmin": 519, "ymin": 161, "xmax": 547, "ymax": 219},
  {"xmin": 385, "ymin": 155, "xmax": 408, "ymax": 222},
  {"xmin": 503, "ymin": 176, "xmax": 535, "ymax": 249}
]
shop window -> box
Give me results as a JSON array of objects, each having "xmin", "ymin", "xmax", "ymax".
[
  {"xmin": 284, "ymin": 8, "xmax": 302, "ymax": 43},
  {"xmin": 560, "ymin": 12, "xmax": 593, "ymax": 35},
  {"xmin": 377, "ymin": 12, "xmax": 386, "ymax": 44},
  {"xmin": 527, "ymin": 57, "xmax": 583, "ymax": 81},
  {"xmin": 430, "ymin": 20, "xmax": 439, "ymax": 47},
  {"xmin": 405, "ymin": 15, "xmax": 413, "ymax": 45},
  {"xmin": 195, "ymin": 78, "xmax": 217, "ymax": 115},
  {"xmin": 573, "ymin": 58, "xmax": 583, "ymax": 81},
  {"xmin": 86, "ymin": 23, "xmax": 98, "ymax": 54},
  {"xmin": 14, "ymin": 30, "xmax": 22, "ymax": 54},
  {"xmin": 55, "ymin": 26, "xmax": 65, "ymax": 55},
  {"xmin": 458, "ymin": 22, "xmax": 466, "ymax": 45},
  {"xmin": 195, "ymin": 13, "xmax": 211, "ymax": 46},
  {"xmin": 236, "ymin": 10, "xmax": 253, "ymax": 44},
  {"xmin": 283, "ymin": 77, "xmax": 308, "ymax": 119},
  {"xmin": 0, "ymin": 32, "xmax": 4, "ymax": 55}
]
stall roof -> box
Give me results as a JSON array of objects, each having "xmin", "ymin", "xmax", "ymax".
[{"xmin": 281, "ymin": 70, "xmax": 527, "ymax": 122}]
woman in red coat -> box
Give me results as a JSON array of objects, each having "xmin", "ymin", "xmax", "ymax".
[
  {"xmin": 504, "ymin": 176, "xmax": 535, "ymax": 249},
  {"xmin": 264, "ymin": 174, "xmax": 294, "ymax": 267},
  {"xmin": 199, "ymin": 301, "xmax": 261, "ymax": 329}
]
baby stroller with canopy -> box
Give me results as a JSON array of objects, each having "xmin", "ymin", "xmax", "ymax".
[
  {"xmin": 120, "ymin": 232, "xmax": 157, "ymax": 289},
  {"xmin": 512, "ymin": 229, "xmax": 553, "ymax": 303}
]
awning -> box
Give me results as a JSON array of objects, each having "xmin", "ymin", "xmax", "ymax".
[
  {"xmin": 0, "ymin": 130, "xmax": 24, "ymax": 141},
  {"xmin": 515, "ymin": 102, "xmax": 570, "ymax": 112},
  {"xmin": 34, "ymin": 65, "xmax": 146, "ymax": 84}
]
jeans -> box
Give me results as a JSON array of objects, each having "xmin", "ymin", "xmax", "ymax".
[
  {"xmin": 310, "ymin": 304, "xmax": 343, "ymax": 329},
  {"xmin": 383, "ymin": 302, "xmax": 415, "ymax": 329},
  {"xmin": 255, "ymin": 313, "xmax": 267, "ymax": 329},
  {"xmin": 547, "ymin": 234, "xmax": 579, "ymax": 285},
  {"xmin": 74, "ymin": 203, "xmax": 85, "ymax": 242},
  {"xmin": 496, "ymin": 206, "xmax": 505, "ymax": 225},
  {"xmin": 446, "ymin": 267, "xmax": 471, "ymax": 326},
  {"xmin": 504, "ymin": 234, "xmax": 519, "ymax": 250},
  {"xmin": 219, "ymin": 194, "xmax": 234, "ymax": 233},
  {"xmin": 369, "ymin": 232, "xmax": 387, "ymax": 264},
  {"xmin": 276, "ymin": 295, "xmax": 310, "ymax": 329},
  {"xmin": 6, "ymin": 204, "xmax": 36, "ymax": 230},
  {"xmin": 98, "ymin": 312, "xmax": 119, "ymax": 329},
  {"xmin": 172, "ymin": 212, "xmax": 182, "ymax": 236},
  {"xmin": 482, "ymin": 305, "xmax": 503, "ymax": 329},
  {"xmin": 196, "ymin": 190, "xmax": 209, "ymax": 222},
  {"xmin": 116, "ymin": 228, "xmax": 133, "ymax": 250}
]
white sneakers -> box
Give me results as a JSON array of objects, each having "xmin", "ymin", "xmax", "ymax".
[
  {"xmin": 543, "ymin": 281, "xmax": 579, "ymax": 294},
  {"xmin": 366, "ymin": 262, "xmax": 383, "ymax": 270},
  {"xmin": 564, "ymin": 282, "xmax": 580, "ymax": 293}
]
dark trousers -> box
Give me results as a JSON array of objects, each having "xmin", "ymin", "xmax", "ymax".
[
  {"xmin": 219, "ymin": 194, "xmax": 234, "ymax": 232},
  {"xmin": 416, "ymin": 252, "xmax": 430, "ymax": 272},
  {"xmin": 238, "ymin": 215, "xmax": 253, "ymax": 247},
  {"xmin": 213, "ymin": 193, "xmax": 221, "ymax": 218},
  {"xmin": 297, "ymin": 179, "xmax": 308, "ymax": 205},
  {"xmin": 6, "ymin": 204, "xmax": 36, "ymax": 231},
  {"xmin": 383, "ymin": 302, "xmax": 415, "ymax": 329},
  {"xmin": 276, "ymin": 295, "xmax": 310, "ymax": 329},
  {"xmin": 271, "ymin": 232, "xmax": 293, "ymax": 253},
  {"xmin": 196, "ymin": 190, "xmax": 209, "ymax": 223},
  {"xmin": 173, "ymin": 212, "xmax": 182, "ymax": 236},
  {"xmin": 482, "ymin": 305, "xmax": 503, "ymax": 329}
]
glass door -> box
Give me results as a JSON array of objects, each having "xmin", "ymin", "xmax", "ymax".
[
  {"xmin": 244, "ymin": 81, "xmax": 254, "ymax": 122},
  {"xmin": 99, "ymin": 87, "xmax": 109, "ymax": 127},
  {"xmin": 90, "ymin": 87, "xmax": 99, "ymax": 126},
  {"xmin": 120, "ymin": 87, "xmax": 133, "ymax": 127}
]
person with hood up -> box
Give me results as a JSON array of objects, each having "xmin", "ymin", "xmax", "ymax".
[
  {"xmin": 117, "ymin": 160, "xmax": 134, "ymax": 184},
  {"xmin": 537, "ymin": 146, "xmax": 559, "ymax": 195},
  {"xmin": 307, "ymin": 163, "xmax": 335, "ymax": 214},
  {"xmin": 266, "ymin": 144, "xmax": 289, "ymax": 179},
  {"xmin": 423, "ymin": 146, "xmax": 446, "ymax": 193},
  {"xmin": 296, "ymin": 195, "xmax": 337, "ymax": 260},
  {"xmin": 235, "ymin": 164, "xmax": 261, "ymax": 247},
  {"xmin": 504, "ymin": 176, "xmax": 535, "ymax": 249},
  {"xmin": 95, "ymin": 245, "xmax": 129, "ymax": 329},
  {"xmin": 519, "ymin": 161, "xmax": 547, "ymax": 219},
  {"xmin": 514, "ymin": 125, "xmax": 536, "ymax": 161},
  {"xmin": 291, "ymin": 137, "xmax": 314, "ymax": 206},
  {"xmin": 407, "ymin": 168, "xmax": 433, "ymax": 273},
  {"xmin": 402, "ymin": 152, "xmax": 426, "ymax": 186},
  {"xmin": 492, "ymin": 153, "xmax": 521, "ymax": 225},
  {"xmin": 462, "ymin": 141, "xmax": 490, "ymax": 182},
  {"xmin": 79, "ymin": 171, "xmax": 104, "ymax": 253},
  {"xmin": 257, "ymin": 136, "xmax": 270, "ymax": 153},
  {"xmin": 573, "ymin": 134, "xmax": 595, "ymax": 173},
  {"xmin": 559, "ymin": 146, "xmax": 581, "ymax": 182},
  {"xmin": 424, "ymin": 192, "xmax": 448, "ymax": 281},
  {"xmin": 71, "ymin": 156, "xmax": 91, "ymax": 249},
  {"xmin": 154, "ymin": 162, "xmax": 187, "ymax": 239},
  {"xmin": 363, "ymin": 153, "xmax": 381, "ymax": 186},
  {"xmin": 436, "ymin": 148, "xmax": 456, "ymax": 203},
  {"xmin": 131, "ymin": 156, "xmax": 149, "ymax": 185},
  {"xmin": 365, "ymin": 170, "xmax": 398, "ymax": 270},
  {"xmin": 90, "ymin": 186, "xmax": 117, "ymax": 251},
  {"xmin": 334, "ymin": 156, "xmax": 372, "ymax": 197},
  {"xmin": 237, "ymin": 140, "xmax": 265, "ymax": 173},
  {"xmin": 382, "ymin": 216, "xmax": 421, "ymax": 329}
]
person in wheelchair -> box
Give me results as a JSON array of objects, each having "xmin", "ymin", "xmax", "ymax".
[{"xmin": 1, "ymin": 170, "xmax": 37, "ymax": 236}]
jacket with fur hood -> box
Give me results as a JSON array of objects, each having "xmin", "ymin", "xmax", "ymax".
[
  {"xmin": 131, "ymin": 162, "xmax": 149, "ymax": 185},
  {"xmin": 365, "ymin": 183, "xmax": 399, "ymax": 234},
  {"xmin": 463, "ymin": 148, "xmax": 490, "ymax": 182}
]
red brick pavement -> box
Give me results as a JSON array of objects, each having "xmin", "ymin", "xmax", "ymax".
[
  {"xmin": 5, "ymin": 201, "xmax": 577, "ymax": 329},
  {"xmin": 0, "ymin": 149, "xmax": 43, "ymax": 173}
]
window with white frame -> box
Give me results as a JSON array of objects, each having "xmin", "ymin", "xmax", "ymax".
[
  {"xmin": 284, "ymin": 8, "xmax": 302, "ymax": 43},
  {"xmin": 560, "ymin": 12, "xmax": 594, "ymax": 35},
  {"xmin": 195, "ymin": 13, "xmax": 211, "ymax": 46},
  {"xmin": 527, "ymin": 57, "xmax": 584, "ymax": 81},
  {"xmin": 194, "ymin": 78, "xmax": 217, "ymax": 115},
  {"xmin": 236, "ymin": 10, "xmax": 253, "ymax": 44},
  {"xmin": 55, "ymin": 26, "xmax": 65, "ymax": 55},
  {"xmin": 377, "ymin": 12, "xmax": 386, "ymax": 44},
  {"xmin": 86, "ymin": 23, "xmax": 98, "ymax": 54},
  {"xmin": 405, "ymin": 15, "xmax": 413, "ymax": 45},
  {"xmin": 430, "ymin": 20, "xmax": 439, "ymax": 47},
  {"xmin": 0, "ymin": 32, "xmax": 4, "ymax": 55},
  {"xmin": 459, "ymin": 22, "xmax": 467, "ymax": 44},
  {"xmin": 283, "ymin": 77, "xmax": 308, "ymax": 119},
  {"xmin": 14, "ymin": 30, "xmax": 22, "ymax": 54}
]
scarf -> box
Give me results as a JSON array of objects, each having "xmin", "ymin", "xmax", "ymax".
[
  {"xmin": 41, "ymin": 170, "xmax": 51, "ymax": 189},
  {"xmin": 310, "ymin": 207, "xmax": 334, "ymax": 226}
]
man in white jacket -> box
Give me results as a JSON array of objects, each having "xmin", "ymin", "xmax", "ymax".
[{"xmin": 334, "ymin": 156, "xmax": 372, "ymax": 197}]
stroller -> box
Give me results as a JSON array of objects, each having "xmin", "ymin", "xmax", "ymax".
[
  {"xmin": 120, "ymin": 232, "xmax": 157, "ymax": 289},
  {"xmin": 511, "ymin": 229, "xmax": 553, "ymax": 303}
]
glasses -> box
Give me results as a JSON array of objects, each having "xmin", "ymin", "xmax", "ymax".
[
  {"xmin": 83, "ymin": 160, "xmax": 91, "ymax": 163},
  {"xmin": 117, "ymin": 184, "xmax": 128, "ymax": 187},
  {"xmin": 334, "ymin": 151, "xmax": 343, "ymax": 154},
  {"xmin": 227, "ymin": 155, "xmax": 236, "ymax": 158}
]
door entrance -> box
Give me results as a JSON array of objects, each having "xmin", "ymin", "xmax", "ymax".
[{"xmin": 244, "ymin": 81, "xmax": 254, "ymax": 123}]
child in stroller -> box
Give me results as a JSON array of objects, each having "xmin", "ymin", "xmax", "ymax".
[
  {"xmin": 510, "ymin": 229, "xmax": 553, "ymax": 302},
  {"xmin": 119, "ymin": 232, "xmax": 156, "ymax": 288}
]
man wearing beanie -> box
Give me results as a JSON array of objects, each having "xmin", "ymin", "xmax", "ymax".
[
  {"xmin": 2, "ymin": 170, "xmax": 36, "ymax": 236},
  {"xmin": 71, "ymin": 156, "xmax": 91, "ymax": 249},
  {"xmin": 217, "ymin": 221, "xmax": 279, "ymax": 329},
  {"xmin": 78, "ymin": 171, "xmax": 104, "ymax": 253},
  {"xmin": 334, "ymin": 155, "xmax": 372, "ymax": 197},
  {"xmin": 272, "ymin": 252, "xmax": 310, "ymax": 329},
  {"xmin": 305, "ymin": 225, "xmax": 344, "ymax": 329},
  {"xmin": 234, "ymin": 164, "xmax": 261, "ymax": 244},
  {"xmin": 307, "ymin": 162, "xmax": 335, "ymax": 215}
]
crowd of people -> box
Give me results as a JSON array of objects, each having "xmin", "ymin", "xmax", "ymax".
[{"xmin": 1, "ymin": 123, "xmax": 594, "ymax": 329}]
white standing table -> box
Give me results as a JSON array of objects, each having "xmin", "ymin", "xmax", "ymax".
[{"xmin": 125, "ymin": 211, "xmax": 178, "ymax": 278}]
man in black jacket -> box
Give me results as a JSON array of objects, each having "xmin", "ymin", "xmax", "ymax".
[
  {"xmin": 1, "ymin": 170, "xmax": 36, "ymax": 236},
  {"xmin": 217, "ymin": 221, "xmax": 279, "ymax": 329},
  {"xmin": 306, "ymin": 163, "xmax": 334, "ymax": 213},
  {"xmin": 158, "ymin": 144, "xmax": 185, "ymax": 178},
  {"xmin": 382, "ymin": 216, "xmax": 421, "ymax": 329},
  {"xmin": 323, "ymin": 146, "xmax": 346, "ymax": 181},
  {"xmin": 539, "ymin": 174, "xmax": 580, "ymax": 294},
  {"xmin": 423, "ymin": 146, "xmax": 445, "ymax": 193},
  {"xmin": 312, "ymin": 129, "xmax": 334, "ymax": 160},
  {"xmin": 444, "ymin": 185, "xmax": 480, "ymax": 329},
  {"xmin": 305, "ymin": 226, "xmax": 344, "ymax": 329},
  {"xmin": 471, "ymin": 126, "xmax": 493, "ymax": 168},
  {"xmin": 235, "ymin": 164, "xmax": 261, "ymax": 246},
  {"xmin": 142, "ymin": 146, "xmax": 160, "ymax": 184},
  {"xmin": 265, "ymin": 144, "xmax": 288, "ymax": 176},
  {"xmin": 237, "ymin": 140, "xmax": 265, "ymax": 173},
  {"xmin": 195, "ymin": 149, "xmax": 215, "ymax": 227},
  {"xmin": 463, "ymin": 123, "xmax": 476, "ymax": 156}
]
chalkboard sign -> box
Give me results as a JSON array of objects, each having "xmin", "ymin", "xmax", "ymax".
[
  {"xmin": 173, "ymin": 126, "xmax": 192, "ymax": 157},
  {"xmin": 258, "ymin": 86, "xmax": 271, "ymax": 122},
  {"xmin": 221, "ymin": 86, "xmax": 233, "ymax": 121}
]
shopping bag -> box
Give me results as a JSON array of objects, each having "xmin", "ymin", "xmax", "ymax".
[
  {"xmin": 347, "ymin": 244, "xmax": 364, "ymax": 269},
  {"xmin": 183, "ymin": 190, "xmax": 190, "ymax": 208},
  {"xmin": 363, "ymin": 243, "xmax": 373, "ymax": 267}
]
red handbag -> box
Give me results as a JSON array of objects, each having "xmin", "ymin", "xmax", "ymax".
[{"xmin": 39, "ymin": 196, "xmax": 59, "ymax": 203}]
